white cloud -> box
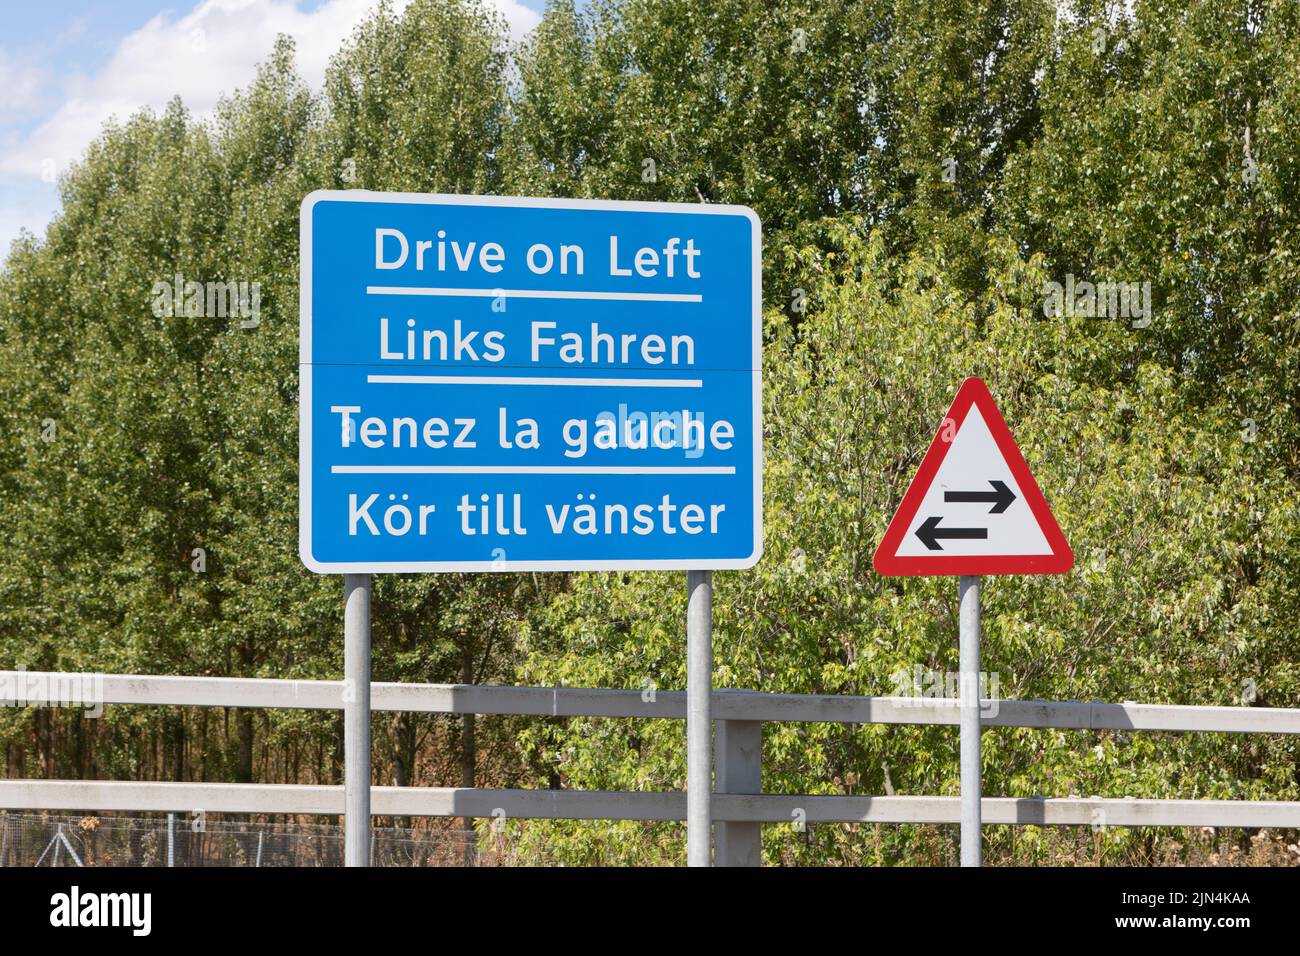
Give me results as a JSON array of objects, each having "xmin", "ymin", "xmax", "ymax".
[
  {"xmin": 0, "ymin": 53, "xmax": 50, "ymax": 120},
  {"xmin": 0, "ymin": 0, "xmax": 540, "ymax": 179}
]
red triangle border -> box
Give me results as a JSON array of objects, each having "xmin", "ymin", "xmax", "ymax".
[{"xmin": 873, "ymin": 378, "xmax": 1074, "ymax": 576}]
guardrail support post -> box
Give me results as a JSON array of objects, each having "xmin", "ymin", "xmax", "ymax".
[{"xmin": 715, "ymin": 716, "xmax": 761, "ymax": 866}]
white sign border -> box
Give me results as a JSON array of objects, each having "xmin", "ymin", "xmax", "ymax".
[{"xmin": 299, "ymin": 190, "xmax": 763, "ymax": 573}]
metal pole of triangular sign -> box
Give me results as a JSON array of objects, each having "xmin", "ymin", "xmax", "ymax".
[{"xmin": 959, "ymin": 575, "xmax": 981, "ymax": 866}]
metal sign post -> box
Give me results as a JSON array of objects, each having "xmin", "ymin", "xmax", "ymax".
[
  {"xmin": 958, "ymin": 574, "xmax": 981, "ymax": 867},
  {"xmin": 343, "ymin": 573, "xmax": 371, "ymax": 867},
  {"xmin": 686, "ymin": 570, "xmax": 713, "ymax": 866}
]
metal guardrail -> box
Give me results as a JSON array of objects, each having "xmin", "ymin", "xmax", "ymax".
[
  {"xmin": 6, "ymin": 671, "xmax": 1300, "ymax": 731},
  {"xmin": 4, "ymin": 781, "xmax": 1299, "ymax": 828},
  {"xmin": 2, "ymin": 671, "xmax": 1298, "ymax": 865}
]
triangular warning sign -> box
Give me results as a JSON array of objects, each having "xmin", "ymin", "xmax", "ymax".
[{"xmin": 873, "ymin": 378, "xmax": 1073, "ymax": 576}]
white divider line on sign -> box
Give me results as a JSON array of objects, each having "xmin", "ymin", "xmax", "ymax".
[
  {"xmin": 366, "ymin": 285, "xmax": 703, "ymax": 303},
  {"xmin": 330, "ymin": 465, "xmax": 736, "ymax": 475},
  {"xmin": 365, "ymin": 374, "xmax": 703, "ymax": 387}
]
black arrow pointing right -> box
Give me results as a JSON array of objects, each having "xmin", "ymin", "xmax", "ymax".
[
  {"xmin": 943, "ymin": 479, "xmax": 1016, "ymax": 514},
  {"xmin": 915, "ymin": 516, "xmax": 989, "ymax": 551}
]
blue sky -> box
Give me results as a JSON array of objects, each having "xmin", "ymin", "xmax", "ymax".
[{"xmin": 0, "ymin": 1, "xmax": 547, "ymax": 264}]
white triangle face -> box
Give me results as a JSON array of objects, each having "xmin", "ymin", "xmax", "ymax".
[{"xmin": 893, "ymin": 407, "xmax": 1054, "ymax": 558}]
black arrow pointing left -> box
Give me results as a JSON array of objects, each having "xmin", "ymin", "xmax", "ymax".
[{"xmin": 915, "ymin": 516, "xmax": 988, "ymax": 551}]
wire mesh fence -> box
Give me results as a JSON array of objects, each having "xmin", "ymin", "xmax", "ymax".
[{"xmin": 0, "ymin": 812, "xmax": 482, "ymax": 867}]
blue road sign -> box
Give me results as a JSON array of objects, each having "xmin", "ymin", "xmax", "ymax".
[{"xmin": 299, "ymin": 191, "xmax": 762, "ymax": 572}]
